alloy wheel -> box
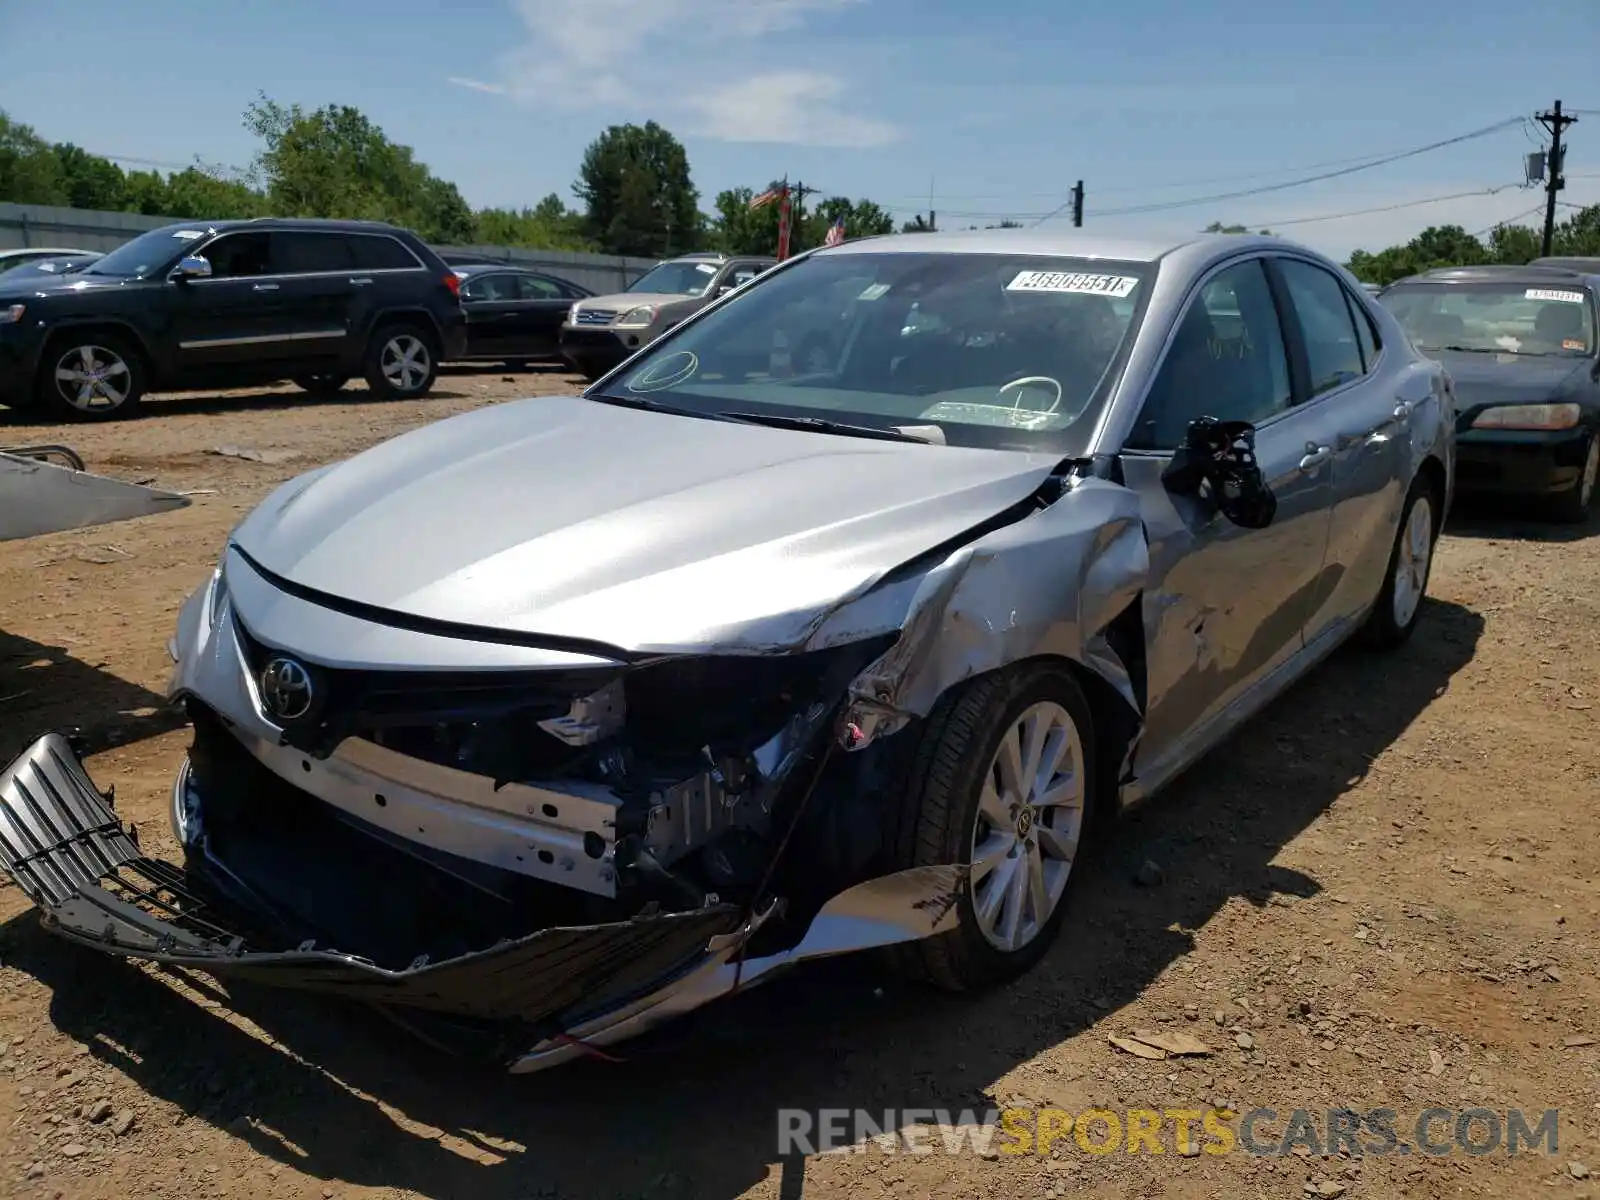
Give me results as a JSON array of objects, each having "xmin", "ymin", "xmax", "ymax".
[
  {"xmin": 53, "ymin": 344, "xmax": 131, "ymax": 413},
  {"xmin": 969, "ymin": 699, "xmax": 1086, "ymax": 953}
]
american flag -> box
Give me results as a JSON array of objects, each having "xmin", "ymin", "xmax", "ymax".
[
  {"xmin": 749, "ymin": 186, "xmax": 785, "ymax": 209},
  {"xmin": 823, "ymin": 215, "xmax": 846, "ymax": 247}
]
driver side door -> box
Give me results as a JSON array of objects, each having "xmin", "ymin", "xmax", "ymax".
[{"xmin": 1115, "ymin": 256, "xmax": 1338, "ymax": 785}]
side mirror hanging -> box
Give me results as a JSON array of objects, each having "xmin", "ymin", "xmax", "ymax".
[{"xmin": 1161, "ymin": 416, "xmax": 1277, "ymax": 530}]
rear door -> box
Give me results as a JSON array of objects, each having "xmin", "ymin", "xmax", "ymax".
[
  {"xmin": 511, "ymin": 272, "xmax": 578, "ymax": 356},
  {"xmin": 460, "ymin": 271, "xmax": 521, "ymax": 359},
  {"xmin": 1268, "ymin": 255, "xmax": 1409, "ymax": 641},
  {"xmin": 265, "ymin": 231, "xmax": 360, "ymax": 369}
]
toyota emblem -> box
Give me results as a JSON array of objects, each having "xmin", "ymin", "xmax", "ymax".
[{"xmin": 259, "ymin": 656, "xmax": 314, "ymax": 722}]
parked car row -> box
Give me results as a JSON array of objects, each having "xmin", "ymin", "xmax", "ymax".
[
  {"xmin": 1, "ymin": 227, "xmax": 1475, "ymax": 1075},
  {"xmin": 0, "ymin": 221, "xmax": 603, "ymax": 420}
]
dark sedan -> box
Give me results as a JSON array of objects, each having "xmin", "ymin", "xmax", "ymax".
[
  {"xmin": 1378, "ymin": 265, "xmax": 1599, "ymax": 521},
  {"xmin": 452, "ymin": 265, "xmax": 593, "ymax": 367}
]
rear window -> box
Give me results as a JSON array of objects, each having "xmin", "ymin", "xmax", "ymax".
[{"xmin": 348, "ymin": 235, "xmax": 420, "ymax": 271}]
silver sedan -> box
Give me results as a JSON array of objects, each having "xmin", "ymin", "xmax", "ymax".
[{"xmin": 0, "ymin": 229, "xmax": 1454, "ymax": 1072}]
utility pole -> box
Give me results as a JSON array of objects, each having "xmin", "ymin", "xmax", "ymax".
[
  {"xmin": 1071, "ymin": 180, "xmax": 1084, "ymax": 227},
  {"xmin": 1536, "ymin": 101, "xmax": 1577, "ymax": 255}
]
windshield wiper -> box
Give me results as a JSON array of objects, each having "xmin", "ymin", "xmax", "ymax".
[
  {"xmin": 717, "ymin": 410, "xmax": 935, "ymax": 443},
  {"xmin": 1429, "ymin": 344, "xmax": 1494, "ymax": 353}
]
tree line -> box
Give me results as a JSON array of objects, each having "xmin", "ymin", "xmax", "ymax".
[
  {"xmin": 0, "ymin": 99, "xmax": 894, "ymax": 258},
  {"xmin": 5, "ymin": 98, "xmax": 1596, "ymax": 272}
]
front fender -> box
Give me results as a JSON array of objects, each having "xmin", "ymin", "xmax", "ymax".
[{"xmin": 825, "ymin": 477, "xmax": 1150, "ymax": 745}]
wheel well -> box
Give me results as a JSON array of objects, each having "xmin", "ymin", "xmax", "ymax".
[
  {"xmin": 37, "ymin": 323, "xmax": 153, "ymax": 386},
  {"xmin": 370, "ymin": 310, "xmax": 442, "ymax": 354},
  {"xmin": 1416, "ymin": 454, "xmax": 1447, "ymax": 529},
  {"xmin": 994, "ymin": 643, "xmax": 1143, "ymax": 823}
]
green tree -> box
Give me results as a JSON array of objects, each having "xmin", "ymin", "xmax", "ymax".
[
  {"xmin": 802, "ymin": 196, "xmax": 894, "ymax": 246},
  {"xmin": 709, "ymin": 184, "xmax": 782, "ymax": 254},
  {"xmin": 51, "ymin": 143, "xmax": 127, "ymax": 210},
  {"xmin": 242, "ymin": 94, "xmax": 473, "ymax": 242},
  {"xmin": 0, "ymin": 111, "xmax": 68, "ymax": 205},
  {"xmin": 474, "ymin": 193, "xmax": 592, "ymax": 251},
  {"xmin": 575, "ymin": 122, "xmax": 701, "ymax": 257},
  {"xmin": 160, "ymin": 167, "xmax": 266, "ymax": 220}
]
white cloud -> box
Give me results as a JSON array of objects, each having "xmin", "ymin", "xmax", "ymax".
[
  {"xmin": 448, "ymin": 0, "xmax": 894, "ymax": 147},
  {"xmin": 686, "ymin": 71, "xmax": 897, "ymax": 148}
]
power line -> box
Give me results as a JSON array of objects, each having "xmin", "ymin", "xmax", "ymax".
[
  {"xmin": 1254, "ymin": 184, "xmax": 1524, "ymax": 229},
  {"xmin": 1471, "ymin": 204, "xmax": 1546, "ymax": 237},
  {"xmin": 894, "ymin": 121, "xmax": 1529, "ymax": 207},
  {"xmin": 1080, "ymin": 117, "xmax": 1526, "ymax": 220}
]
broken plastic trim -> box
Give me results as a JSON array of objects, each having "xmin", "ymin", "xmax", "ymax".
[
  {"xmin": 0, "ymin": 733, "xmax": 741, "ymax": 1028},
  {"xmin": 0, "ymin": 733, "xmax": 969, "ymax": 1070}
]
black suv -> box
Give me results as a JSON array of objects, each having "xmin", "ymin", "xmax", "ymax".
[{"xmin": 0, "ymin": 218, "xmax": 467, "ymax": 420}]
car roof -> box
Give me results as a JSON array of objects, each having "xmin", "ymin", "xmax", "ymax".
[
  {"xmin": 1387, "ymin": 264, "xmax": 1599, "ymax": 288},
  {"xmin": 148, "ymin": 217, "xmax": 419, "ymax": 236},
  {"xmin": 814, "ymin": 227, "xmax": 1281, "ymax": 265},
  {"xmin": 452, "ymin": 262, "xmax": 549, "ymax": 276}
]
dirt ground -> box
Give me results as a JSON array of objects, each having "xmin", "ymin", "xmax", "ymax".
[{"xmin": 0, "ymin": 370, "xmax": 1597, "ymax": 1200}]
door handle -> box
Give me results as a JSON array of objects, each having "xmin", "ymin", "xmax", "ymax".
[
  {"xmin": 350, "ymin": 277, "xmax": 374, "ymax": 286},
  {"xmin": 1299, "ymin": 443, "xmax": 1333, "ymax": 471},
  {"xmin": 252, "ymin": 283, "xmax": 279, "ymax": 292},
  {"xmin": 1392, "ymin": 399, "xmax": 1416, "ymax": 425}
]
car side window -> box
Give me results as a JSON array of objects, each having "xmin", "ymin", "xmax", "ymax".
[
  {"xmin": 726, "ymin": 265, "xmax": 761, "ymax": 289},
  {"xmin": 200, "ymin": 232, "xmax": 273, "ymax": 278},
  {"xmin": 1277, "ymin": 259, "xmax": 1367, "ymax": 394},
  {"xmin": 271, "ymin": 232, "xmax": 355, "ymax": 274},
  {"xmin": 462, "ymin": 273, "xmax": 518, "ymax": 302},
  {"xmin": 347, "ymin": 234, "xmax": 418, "ymax": 271},
  {"xmin": 515, "ymin": 274, "xmax": 562, "ymax": 300},
  {"xmin": 1346, "ymin": 290, "xmax": 1381, "ymax": 369},
  {"xmin": 1126, "ymin": 258, "xmax": 1293, "ymax": 451}
]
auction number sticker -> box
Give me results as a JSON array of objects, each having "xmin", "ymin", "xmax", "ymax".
[
  {"xmin": 1525, "ymin": 288, "xmax": 1585, "ymax": 303},
  {"xmin": 1007, "ymin": 271, "xmax": 1138, "ymax": 297}
]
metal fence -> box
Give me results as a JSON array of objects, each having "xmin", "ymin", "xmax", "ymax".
[{"xmin": 0, "ymin": 202, "xmax": 658, "ymax": 294}]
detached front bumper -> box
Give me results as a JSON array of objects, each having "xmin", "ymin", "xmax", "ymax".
[
  {"xmin": 0, "ymin": 732, "xmax": 964, "ymax": 1071},
  {"xmin": 1454, "ymin": 427, "xmax": 1594, "ymax": 497}
]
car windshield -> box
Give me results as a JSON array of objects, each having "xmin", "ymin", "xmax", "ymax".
[
  {"xmin": 626, "ymin": 260, "xmax": 721, "ymax": 296},
  {"xmin": 1379, "ymin": 282, "xmax": 1596, "ymax": 357},
  {"xmin": 83, "ymin": 225, "xmax": 214, "ymax": 279},
  {"xmin": 595, "ymin": 251, "xmax": 1151, "ymax": 454}
]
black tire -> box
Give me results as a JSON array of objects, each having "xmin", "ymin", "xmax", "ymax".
[
  {"xmin": 292, "ymin": 374, "xmax": 350, "ymax": 396},
  {"xmin": 362, "ymin": 323, "xmax": 439, "ymax": 400},
  {"xmin": 889, "ymin": 661, "xmax": 1099, "ymax": 992},
  {"xmin": 1550, "ymin": 431, "xmax": 1598, "ymax": 524},
  {"xmin": 1364, "ymin": 472, "xmax": 1441, "ymax": 651},
  {"xmin": 37, "ymin": 331, "xmax": 145, "ymax": 421}
]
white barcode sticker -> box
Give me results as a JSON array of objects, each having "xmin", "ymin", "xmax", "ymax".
[
  {"xmin": 1525, "ymin": 288, "xmax": 1585, "ymax": 303},
  {"xmin": 1007, "ymin": 271, "xmax": 1138, "ymax": 297}
]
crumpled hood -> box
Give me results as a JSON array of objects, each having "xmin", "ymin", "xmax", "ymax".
[
  {"xmin": 232, "ymin": 396, "xmax": 1063, "ymax": 654},
  {"xmin": 1430, "ymin": 350, "xmax": 1591, "ymax": 418}
]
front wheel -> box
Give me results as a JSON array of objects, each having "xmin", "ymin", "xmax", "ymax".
[
  {"xmin": 1365, "ymin": 473, "xmax": 1440, "ymax": 650},
  {"xmin": 1550, "ymin": 432, "xmax": 1598, "ymax": 524},
  {"xmin": 363, "ymin": 325, "xmax": 439, "ymax": 399},
  {"xmin": 890, "ymin": 662, "xmax": 1098, "ymax": 991},
  {"xmin": 38, "ymin": 334, "xmax": 145, "ymax": 421}
]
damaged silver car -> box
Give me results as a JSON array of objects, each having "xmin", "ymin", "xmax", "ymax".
[{"xmin": 0, "ymin": 230, "xmax": 1455, "ymax": 1072}]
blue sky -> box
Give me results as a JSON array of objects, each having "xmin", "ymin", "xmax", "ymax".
[{"xmin": 3, "ymin": 0, "xmax": 1598, "ymax": 259}]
